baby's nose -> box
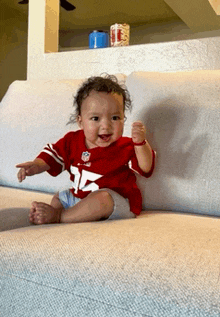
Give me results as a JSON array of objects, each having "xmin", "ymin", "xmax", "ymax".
[{"xmin": 101, "ymin": 119, "xmax": 111, "ymax": 129}]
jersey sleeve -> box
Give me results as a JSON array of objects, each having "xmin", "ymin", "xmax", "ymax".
[
  {"xmin": 36, "ymin": 134, "xmax": 70, "ymax": 177},
  {"xmin": 130, "ymin": 149, "xmax": 156, "ymax": 178}
]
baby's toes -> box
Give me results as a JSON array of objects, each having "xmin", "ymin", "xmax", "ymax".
[
  {"xmin": 30, "ymin": 202, "xmax": 46, "ymax": 225},
  {"xmin": 31, "ymin": 212, "xmax": 40, "ymax": 225},
  {"xmin": 29, "ymin": 202, "xmax": 37, "ymax": 224},
  {"xmin": 37, "ymin": 217, "xmax": 45, "ymax": 225},
  {"xmin": 35, "ymin": 211, "xmax": 47, "ymax": 225},
  {"xmin": 35, "ymin": 202, "xmax": 54, "ymax": 224},
  {"xmin": 29, "ymin": 214, "xmax": 34, "ymax": 224}
]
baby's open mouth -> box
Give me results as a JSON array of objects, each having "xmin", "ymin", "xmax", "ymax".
[{"xmin": 99, "ymin": 134, "xmax": 112, "ymax": 142}]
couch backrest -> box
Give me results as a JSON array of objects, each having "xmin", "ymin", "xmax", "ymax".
[
  {"xmin": 1, "ymin": 71, "xmax": 219, "ymax": 217},
  {"xmin": 125, "ymin": 70, "xmax": 220, "ymax": 216}
]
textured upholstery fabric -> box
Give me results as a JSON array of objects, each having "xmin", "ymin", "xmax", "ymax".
[
  {"xmin": 125, "ymin": 70, "xmax": 220, "ymax": 216},
  {"xmin": 1, "ymin": 211, "xmax": 220, "ymax": 316}
]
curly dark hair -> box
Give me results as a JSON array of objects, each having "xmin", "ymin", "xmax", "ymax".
[{"xmin": 68, "ymin": 74, "xmax": 132, "ymax": 124}]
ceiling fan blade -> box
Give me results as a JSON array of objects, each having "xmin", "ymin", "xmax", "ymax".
[
  {"xmin": 18, "ymin": 0, "xmax": 29, "ymax": 4},
  {"xmin": 60, "ymin": 0, "xmax": 76, "ymax": 11},
  {"xmin": 18, "ymin": 0, "xmax": 76, "ymax": 11}
]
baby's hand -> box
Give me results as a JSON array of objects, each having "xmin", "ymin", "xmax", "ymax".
[
  {"xmin": 16, "ymin": 161, "xmax": 39, "ymax": 182},
  {"xmin": 132, "ymin": 121, "xmax": 146, "ymax": 144}
]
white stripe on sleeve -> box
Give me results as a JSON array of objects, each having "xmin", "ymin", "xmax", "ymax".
[{"xmin": 42, "ymin": 145, "xmax": 65, "ymax": 172}]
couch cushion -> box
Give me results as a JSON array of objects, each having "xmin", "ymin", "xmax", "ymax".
[
  {"xmin": 0, "ymin": 75, "xmax": 126, "ymax": 193},
  {"xmin": 1, "ymin": 212, "xmax": 220, "ymax": 316},
  {"xmin": 125, "ymin": 70, "xmax": 220, "ymax": 216}
]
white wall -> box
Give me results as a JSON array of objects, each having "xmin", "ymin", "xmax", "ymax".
[{"xmin": 28, "ymin": 35, "xmax": 220, "ymax": 80}]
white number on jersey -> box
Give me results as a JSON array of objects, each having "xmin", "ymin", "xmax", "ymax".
[{"xmin": 70, "ymin": 166, "xmax": 102, "ymax": 194}]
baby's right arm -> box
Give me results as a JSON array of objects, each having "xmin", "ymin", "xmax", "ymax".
[{"xmin": 16, "ymin": 158, "xmax": 50, "ymax": 182}]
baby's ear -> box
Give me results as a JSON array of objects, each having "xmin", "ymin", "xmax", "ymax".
[{"xmin": 77, "ymin": 115, "xmax": 83, "ymax": 128}]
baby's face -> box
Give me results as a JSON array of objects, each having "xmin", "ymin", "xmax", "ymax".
[{"xmin": 78, "ymin": 91, "xmax": 125, "ymax": 149}]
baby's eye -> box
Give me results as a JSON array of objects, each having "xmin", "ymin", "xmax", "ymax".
[
  {"xmin": 112, "ymin": 116, "xmax": 120, "ymax": 121},
  {"xmin": 91, "ymin": 116, "xmax": 99, "ymax": 121}
]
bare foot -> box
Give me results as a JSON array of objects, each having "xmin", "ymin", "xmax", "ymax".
[
  {"xmin": 29, "ymin": 203, "xmax": 36, "ymax": 224},
  {"xmin": 30, "ymin": 201, "xmax": 62, "ymax": 225}
]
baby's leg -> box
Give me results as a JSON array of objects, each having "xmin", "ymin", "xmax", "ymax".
[
  {"xmin": 60, "ymin": 190, "xmax": 114, "ymax": 223},
  {"xmin": 30, "ymin": 190, "xmax": 114, "ymax": 225},
  {"xmin": 29, "ymin": 193, "xmax": 64, "ymax": 225}
]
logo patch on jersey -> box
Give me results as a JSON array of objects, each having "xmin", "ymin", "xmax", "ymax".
[{"xmin": 81, "ymin": 151, "xmax": 91, "ymax": 162}]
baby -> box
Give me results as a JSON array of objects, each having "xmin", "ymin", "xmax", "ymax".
[{"xmin": 16, "ymin": 75, "xmax": 155, "ymax": 225}]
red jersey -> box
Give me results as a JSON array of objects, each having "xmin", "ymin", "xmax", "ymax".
[{"xmin": 37, "ymin": 130, "xmax": 155, "ymax": 215}]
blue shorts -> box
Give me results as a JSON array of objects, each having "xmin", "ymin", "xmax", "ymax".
[{"xmin": 59, "ymin": 188, "xmax": 136, "ymax": 221}]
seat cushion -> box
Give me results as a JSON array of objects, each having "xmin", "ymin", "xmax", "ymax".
[{"xmin": 1, "ymin": 211, "xmax": 220, "ymax": 316}]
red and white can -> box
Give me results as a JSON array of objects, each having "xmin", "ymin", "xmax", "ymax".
[{"xmin": 110, "ymin": 23, "xmax": 130, "ymax": 47}]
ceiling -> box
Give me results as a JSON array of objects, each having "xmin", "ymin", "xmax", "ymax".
[
  {"xmin": 1, "ymin": 0, "xmax": 220, "ymax": 33},
  {"xmin": 59, "ymin": 0, "xmax": 181, "ymax": 30}
]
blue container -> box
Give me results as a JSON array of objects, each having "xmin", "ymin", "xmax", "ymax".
[{"xmin": 89, "ymin": 30, "xmax": 109, "ymax": 49}]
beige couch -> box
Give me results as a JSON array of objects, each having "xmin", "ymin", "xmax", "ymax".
[{"xmin": 1, "ymin": 70, "xmax": 220, "ymax": 316}]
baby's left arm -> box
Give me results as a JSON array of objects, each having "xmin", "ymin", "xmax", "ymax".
[{"xmin": 132, "ymin": 121, "xmax": 153, "ymax": 173}]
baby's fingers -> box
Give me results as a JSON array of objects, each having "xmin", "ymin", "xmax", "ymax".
[
  {"xmin": 16, "ymin": 162, "xmax": 31, "ymax": 182},
  {"xmin": 16, "ymin": 162, "xmax": 32, "ymax": 169},
  {"xmin": 17, "ymin": 168, "xmax": 27, "ymax": 182},
  {"xmin": 132, "ymin": 121, "xmax": 144, "ymax": 127}
]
